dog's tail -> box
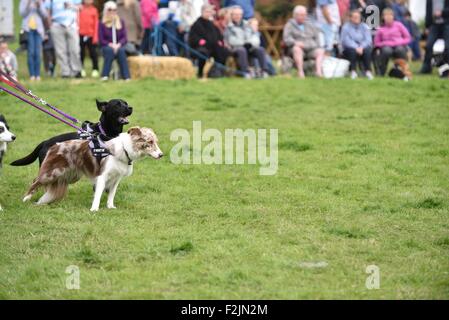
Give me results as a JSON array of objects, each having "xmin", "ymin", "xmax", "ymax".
[{"xmin": 10, "ymin": 142, "xmax": 44, "ymax": 166}]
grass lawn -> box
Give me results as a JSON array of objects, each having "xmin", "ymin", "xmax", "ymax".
[{"xmin": 0, "ymin": 76, "xmax": 448, "ymax": 299}]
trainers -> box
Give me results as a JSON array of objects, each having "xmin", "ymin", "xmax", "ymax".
[
  {"xmin": 81, "ymin": 69, "xmax": 87, "ymax": 78},
  {"xmin": 91, "ymin": 70, "xmax": 99, "ymax": 78},
  {"xmin": 365, "ymin": 71, "xmax": 374, "ymax": 80},
  {"xmin": 350, "ymin": 71, "xmax": 358, "ymax": 80},
  {"xmin": 101, "ymin": 76, "xmax": 108, "ymax": 81}
]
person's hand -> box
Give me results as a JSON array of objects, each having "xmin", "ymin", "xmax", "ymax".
[
  {"xmin": 199, "ymin": 39, "xmax": 206, "ymax": 46},
  {"xmin": 217, "ymin": 40, "xmax": 223, "ymax": 47},
  {"xmin": 356, "ymin": 47, "xmax": 363, "ymax": 55},
  {"xmin": 435, "ymin": 10, "xmax": 442, "ymax": 18}
]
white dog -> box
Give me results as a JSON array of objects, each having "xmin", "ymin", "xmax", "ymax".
[{"xmin": 23, "ymin": 127, "xmax": 163, "ymax": 211}]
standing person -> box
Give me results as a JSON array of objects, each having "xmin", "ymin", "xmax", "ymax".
[
  {"xmin": 315, "ymin": 0, "xmax": 341, "ymax": 55},
  {"xmin": 224, "ymin": 0, "xmax": 255, "ymax": 20},
  {"xmin": 99, "ymin": 1, "xmax": 131, "ymax": 81},
  {"xmin": 19, "ymin": 0, "xmax": 47, "ymax": 81},
  {"xmin": 420, "ymin": 0, "xmax": 449, "ymax": 74},
  {"xmin": 283, "ymin": 5, "xmax": 325, "ymax": 78},
  {"xmin": 117, "ymin": 0, "xmax": 143, "ymax": 51},
  {"xmin": 78, "ymin": 0, "xmax": 99, "ymax": 78},
  {"xmin": 403, "ymin": 9, "xmax": 421, "ymax": 61},
  {"xmin": 337, "ymin": 0, "xmax": 351, "ymax": 22},
  {"xmin": 392, "ymin": 0, "xmax": 407, "ymax": 24},
  {"xmin": 189, "ymin": 4, "xmax": 230, "ymax": 78},
  {"xmin": 140, "ymin": 0, "xmax": 159, "ymax": 54},
  {"xmin": 374, "ymin": 8, "xmax": 411, "ymax": 76},
  {"xmin": 45, "ymin": 0, "xmax": 82, "ymax": 78},
  {"xmin": 341, "ymin": 9, "xmax": 374, "ymax": 79}
]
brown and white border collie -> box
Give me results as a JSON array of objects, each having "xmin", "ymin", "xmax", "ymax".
[{"xmin": 23, "ymin": 127, "xmax": 163, "ymax": 212}]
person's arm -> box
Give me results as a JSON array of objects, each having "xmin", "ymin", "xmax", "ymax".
[
  {"xmin": 37, "ymin": 0, "xmax": 47, "ymax": 18},
  {"xmin": 98, "ymin": 23, "xmax": 108, "ymax": 47},
  {"xmin": 134, "ymin": 3, "xmax": 143, "ymax": 39},
  {"xmin": 282, "ymin": 23, "xmax": 296, "ymax": 47},
  {"xmin": 373, "ymin": 28, "xmax": 383, "ymax": 47},
  {"xmin": 318, "ymin": 1, "xmax": 333, "ymax": 24},
  {"xmin": 19, "ymin": 0, "xmax": 32, "ymax": 17},
  {"xmin": 341, "ymin": 25, "xmax": 358, "ymax": 49},
  {"xmin": 397, "ymin": 22, "xmax": 411, "ymax": 45},
  {"xmin": 118, "ymin": 21, "xmax": 128, "ymax": 46},
  {"xmin": 425, "ymin": 0, "xmax": 432, "ymax": 29},
  {"xmin": 443, "ymin": 0, "xmax": 449, "ymax": 19}
]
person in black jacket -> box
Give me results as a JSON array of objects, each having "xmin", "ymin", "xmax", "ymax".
[
  {"xmin": 421, "ymin": 0, "xmax": 449, "ymax": 74},
  {"xmin": 188, "ymin": 4, "xmax": 230, "ymax": 78}
]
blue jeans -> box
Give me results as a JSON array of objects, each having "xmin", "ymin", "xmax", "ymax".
[
  {"xmin": 101, "ymin": 46, "xmax": 130, "ymax": 79},
  {"xmin": 27, "ymin": 30, "xmax": 42, "ymax": 77}
]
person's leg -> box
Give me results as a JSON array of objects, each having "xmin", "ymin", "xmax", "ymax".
[
  {"xmin": 313, "ymin": 48, "xmax": 325, "ymax": 77},
  {"xmin": 80, "ymin": 36, "xmax": 86, "ymax": 67},
  {"xmin": 362, "ymin": 47, "xmax": 373, "ymax": 71},
  {"xmin": 101, "ymin": 46, "xmax": 115, "ymax": 78},
  {"xmin": 343, "ymin": 47, "xmax": 358, "ymax": 71},
  {"xmin": 196, "ymin": 47, "xmax": 210, "ymax": 77},
  {"xmin": 50, "ymin": 24, "xmax": 71, "ymax": 77},
  {"xmin": 379, "ymin": 46, "xmax": 393, "ymax": 76},
  {"xmin": 443, "ymin": 24, "xmax": 449, "ymax": 65},
  {"xmin": 34, "ymin": 32, "xmax": 42, "ymax": 78},
  {"xmin": 233, "ymin": 47, "xmax": 249, "ymax": 74},
  {"xmin": 421, "ymin": 24, "xmax": 440, "ymax": 73},
  {"xmin": 27, "ymin": 31, "xmax": 37, "ymax": 78},
  {"xmin": 292, "ymin": 44, "xmax": 305, "ymax": 77},
  {"xmin": 409, "ymin": 40, "xmax": 421, "ymax": 60},
  {"xmin": 392, "ymin": 45, "xmax": 408, "ymax": 60},
  {"xmin": 116, "ymin": 47, "xmax": 130, "ymax": 79},
  {"xmin": 251, "ymin": 47, "xmax": 267, "ymax": 74},
  {"xmin": 67, "ymin": 26, "xmax": 82, "ymax": 76},
  {"xmin": 87, "ymin": 38, "xmax": 99, "ymax": 71}
]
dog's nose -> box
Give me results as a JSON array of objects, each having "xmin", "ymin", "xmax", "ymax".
[
  {"xmin": 158, "ymin": 152, "xmax": 163, "ymax": 158},
  {"xmin": 128, "ymin": 107, "xmax": 133, "ymax": 113},
  {"xmin": 11, "ymin": 135, "xmax": 16, "ymax": 141}
]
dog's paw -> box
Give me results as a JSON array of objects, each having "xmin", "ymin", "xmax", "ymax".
[
  {"xmin": 107, "ymin": 205, "xmax": 116, "ymax": 209},
  {"xmin": 23, "ymin": 195, "xmax": 32, "ymax": 202},
  {"xmin": 90, "ymin": 207, "xmax": 99, "ymax": 212}
]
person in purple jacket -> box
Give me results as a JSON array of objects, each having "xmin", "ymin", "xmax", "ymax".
[{"xmin": 98, "ymin": 1, "xmax": 130, "ymax": 81}]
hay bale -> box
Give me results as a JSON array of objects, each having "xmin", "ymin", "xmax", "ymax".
[{"xmin": 128, "ymin": 55, "xmax": 195, "ymax": 80}]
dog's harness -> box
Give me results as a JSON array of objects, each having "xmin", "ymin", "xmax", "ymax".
[
  {"xmin": 123, "ymin": 143, "xmax": 133, "ymax": 165},
  {"xmin": 79, "ymin": 121, "xmax": 111, "ymax": 164}
]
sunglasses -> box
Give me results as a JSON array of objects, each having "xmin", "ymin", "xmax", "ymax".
[{"xmin": 107, "ymin": 8, "xmax": 117, "ymax": 12}]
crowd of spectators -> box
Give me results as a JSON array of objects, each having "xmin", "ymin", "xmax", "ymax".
[{"xmin": 0, "ymin": 0, "xmax": 448, "ymax": 81}]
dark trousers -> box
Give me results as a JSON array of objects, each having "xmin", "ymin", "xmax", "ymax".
[
  {"xmin": 379, "ymin": 45, "xmax": 408, "ymax": 76},
  {"xmin": 196, "ymin": 45, "xmax": 230, "ymax": 77},
  {"xmin": 101, "ymin": 46, "xmax": 130, "ymax": 79},
  {"xmin": 233, "ymin": 46, "xmax": 267, "ymax": 74},
  {"xmin": 343, "ymin": 47, "xmax": 372, "ymax": 72},
  {"xmin": 80, "ymin": 36, "xmax": 99, "ymax": 70},
  {"xmin": 422, "ymin": 23, "xmax": 449, "ymax": 72},
  {"xmin": 141, "ymin": 28, "xmax": 154, "ymax": 54}
]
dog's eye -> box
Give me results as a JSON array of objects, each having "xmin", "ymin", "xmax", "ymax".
[
  {"xmin": 149, "ymin": 140, "xmax": 154, "ymax": 145},
  {"xmin": 0, "ymin": 127, "xmax": 4, "ymax": 133}
]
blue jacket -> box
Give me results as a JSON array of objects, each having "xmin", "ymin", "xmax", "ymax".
[
  {"xmin": 340, "ymin": 22, "xmax": 372, "ymax": 50},
  {"xmin": 224, "ymin": 0, "xmax": 255, "ymax": 20}
]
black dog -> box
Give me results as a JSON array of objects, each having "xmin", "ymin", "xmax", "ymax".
[{"xmin": 10, "ymin": 99, "xmax": 132, "ymax": 166}]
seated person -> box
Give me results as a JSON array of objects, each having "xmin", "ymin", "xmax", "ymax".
[
  {"xmin": 189, "ymin": 4, "xmax": 230, "ymax": 78},
  {"xmin": 0, "ymin": 39, "xmax": 18, "ymax": 80},
  {"xmin": 224, "ymin": 6, "xmax": 269, "ymax": 78},
  {"xmin": 282, "ymin": 5, "xmax": 325, "ymax": 78},
  {"xmin": 341, "ymin": 9, "xmax": 374, "ymax": 79},
  {"xmin": 374, "ymin": 8, "xmax": 411, "ymax": 76},
  {"xmin": 98, "ymin": 1, "xmax": 131, "ymax": 81}
]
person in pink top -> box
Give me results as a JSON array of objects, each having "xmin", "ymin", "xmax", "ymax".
[
  {"xmin": 140, "ymin": 0, "xmax": 159, "ymax": 54},
  {"xmin": 374, "ymin": 8, "xmax": 411, "ymax": 76}
]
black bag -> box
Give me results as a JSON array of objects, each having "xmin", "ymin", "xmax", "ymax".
[
  {"xmin": 388, "ymin": 66, "xmax": 406, "ymax": 79},
  {"xmin": 19, "ymin": 29, "xmax": 28, "ymax": 49}
]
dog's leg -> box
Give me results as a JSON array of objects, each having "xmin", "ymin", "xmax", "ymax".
[
  {"xmin": 23, "ymin": 179, "xmax": 42, "ymax": 202},
  {"xmin": 90, "ymin": 176, "xmax": 106, "ymax": 212},
  {"xmin": 106, "ymin": 178, "xmax": 121, "ymax": 209},
  {"xmin": 36, "ymin": 183, "xmax": 68, "ymax": 205}
]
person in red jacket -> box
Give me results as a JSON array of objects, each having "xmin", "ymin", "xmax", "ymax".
[{"xmin": 79, "ymin": 0, "xmax": 99, "ymax": 77}]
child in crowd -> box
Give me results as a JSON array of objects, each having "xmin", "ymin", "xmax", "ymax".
[
  {"xmin": 140, "ymin": 0, "xmax": 160, "ymax": 54},
  {"xmin": 0, "ymin": 40, "xmax": 18, "ymax": 79},
  {"xmin": 78, "ymin": 0, "xmax": 100, "ymax": 77},
  {"xmin": 402, "ymin": 10, "xmax": 421, "ymax": 61},
  {"xmin": 247, "ymin": 18, "xmax": 275, "ymax": 76}
]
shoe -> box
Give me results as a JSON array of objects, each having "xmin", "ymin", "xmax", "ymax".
[
  {"xmin": 91, "ymin": 70, "xmax": 99, "ymax": 78},
  {"xmin": 262, "ymin": 71, "xmax": 269, "ymax": 79},
  {"xmin": 81, "ymin": 69, "xmax": 87, "ymax": 78},
  {"xmin": 420, "ymin": 65, "xmax": 432, "ymax": 74},
  {"xmin": 101, "ymin": 76, "xmax": 108, "ymax": 81},
  {"xmin": 30, "ymin": 76, "xmax": 36, "ymax": 81},
  {"xmin": 243, "ymin": 73, "xmax": 252, "ymax": 79},
  {"xmin": 35, "ymin": 76, "xmax": 41, "ymax": 81},
  {"xmin": 365, "ymin": 71, "xmax": 374, "ymax": 80},
  {"xmin": 74, "ymin": 72, "xmax": 82, "ymax": 78},
  {"xmin": 350, "ymin": 71, "xmax": 358, "ymax": 79}
]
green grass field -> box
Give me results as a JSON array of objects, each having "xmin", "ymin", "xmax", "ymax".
[{"xmin": 0, "ymin": 75, "xmax": 448, "ymax": 299}]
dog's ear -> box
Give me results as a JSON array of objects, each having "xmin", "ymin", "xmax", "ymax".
[
  {"xmin": 96, "ymin": 99, "xmax": 108, "ymax": 112},
  {"xmin": 0, "ymin": 114, "xmax": 9, "ymax": 129},
  {"xmin": 128, "ymin": 127, "xmax": 142, "ymax": 136}
]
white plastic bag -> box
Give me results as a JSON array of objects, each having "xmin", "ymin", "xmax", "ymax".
[{"xmin": 322, "ymin": 56, "xmax": 350, "ymax": 78}]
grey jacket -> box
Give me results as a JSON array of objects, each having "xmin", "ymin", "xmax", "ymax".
[
  {"xmin": 282, "ymin": 18, "xmax": 321, "ymax": 50},
  {"xmin": 20, "ymin": 0, "xmax": 47, "ymax": 38},
  {"xmin": 224, "ymin": 21, "xmax": 249, "ymax": 48},
  {"xmin": 117, "ymin": 0, "xmax": 143, "ymax": 44}
]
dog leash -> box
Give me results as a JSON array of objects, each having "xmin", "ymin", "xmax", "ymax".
[{"xmin": 0, "ymin": 70, "xmax": 80, "ymax": 124}]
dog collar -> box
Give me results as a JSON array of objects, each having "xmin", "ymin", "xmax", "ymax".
[{"xmin": 123, "ymin": 144, "xmax": 133, "ymax": 165}]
